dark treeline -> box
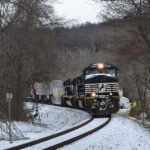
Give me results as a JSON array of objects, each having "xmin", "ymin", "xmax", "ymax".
[{"xmin": 55, "ymin": 23, "xmax": 106, "ymax": 52}]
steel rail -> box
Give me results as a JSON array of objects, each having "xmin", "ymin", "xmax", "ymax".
[
  {"xmin": 43, "ymin": 116, "xmax": 111, "ymax": 150},
  {"xmin": 6, "ymin": 103, "xmax": 110, "ymax": 150},
  {"xmin": 6, "ymin": 115, "xmax": 93, "ymax": 150},
  {"xmin": 47, "ymin": 102, "xmax": 85, "ymax": 111}
]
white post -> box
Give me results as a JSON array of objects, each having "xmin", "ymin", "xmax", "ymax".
[
  {"xmin": 6, "ymin": 93, "xmax": 13, "ymax": 143},
  {"xmin": 142, "ymin": 112, "xmax": 145, "ymax": 125},
  {"xmin": 8, "ymin": 99, "xmax": 12, "ymax": 143}
]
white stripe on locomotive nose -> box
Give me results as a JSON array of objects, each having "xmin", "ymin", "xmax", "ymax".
[{"xmin": 85, "ymin": 83, "xmax": 119, "ymax": 93}]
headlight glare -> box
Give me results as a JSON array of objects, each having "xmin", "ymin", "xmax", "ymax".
[
  {"xmin": 92, "ymin": 92, "xmax": 96, "ymax": 98},
  {"xmin": 109, "ymin": 92, "xmax": 113, "ymax": 96},
  {"xmin": 98, "ymin": 64, "xmax": 104, "ymax": 69}
]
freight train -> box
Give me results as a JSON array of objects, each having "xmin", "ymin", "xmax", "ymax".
[{"xmin": 30, "ymin": 63, "xmax": 120, "ymax": 116}]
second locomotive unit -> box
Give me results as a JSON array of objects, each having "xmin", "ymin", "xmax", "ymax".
[{"xmin": 63, "ymin": 63, "xmax": 119, "ymax": 116}]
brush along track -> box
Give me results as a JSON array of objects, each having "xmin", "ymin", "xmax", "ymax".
[{"xmin": 6, "ymin": 116, "xmax": 93, "ymax": 150}]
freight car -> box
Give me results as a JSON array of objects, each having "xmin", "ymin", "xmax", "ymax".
[{"xmin": 31, "ymin": 80, "xmax": 63, "ymax": 104}]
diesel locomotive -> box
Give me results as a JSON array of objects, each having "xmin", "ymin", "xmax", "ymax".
[{"xmin": 63, "ymin": 63, "xmax": 120, "ymax": 116}]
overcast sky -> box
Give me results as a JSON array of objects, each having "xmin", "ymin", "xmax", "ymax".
[{"xmin": 54, "ymin": 0, "xmax": 102, "ymax": 24}]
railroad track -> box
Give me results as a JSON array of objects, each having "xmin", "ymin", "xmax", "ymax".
[
  {"xmin": 7, "ymin": 103, "xmax": 111, "ymax": 150},
  {"xmin": 6, "ymin": 116, "xmax": 111, "ymax": 150},
  {"xmin": 6, "ymin": 116, "xmax": 93, "ymax": 150},
  {"xmin": 46, "ymin": 102, "xmax": 85, "ymax": 111},
  {"xmin": 42, "ymin": 117, "xmax": 111, "ymax": 150}
]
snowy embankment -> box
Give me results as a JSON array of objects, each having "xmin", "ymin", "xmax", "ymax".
[
  {"xmin": 118, "ymin": 109, "xmax": 150, "ymax": 128},
  {"xmin": 59, "ymin": 115, "xmax": 150, "ymax": 150},
  {"xmin": 0, "ymin": 103, "xmax": 90, "ymax": 150}
]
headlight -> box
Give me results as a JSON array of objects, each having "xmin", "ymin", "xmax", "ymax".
[
  {"xmin": 109, "ymin": 92, "xmax": 113, "ymax": 96},
  {"xmin": 92, "ymin": 92, "xmax": 96, "ymax": 98},
  {"xmin": 98, "ymin": 64, "xmax": 104, "ymax": 69}
]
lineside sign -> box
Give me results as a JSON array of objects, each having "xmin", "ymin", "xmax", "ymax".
[{"xmin": 6, "ymin": 93, "xmax": 13, "ymax": 101}]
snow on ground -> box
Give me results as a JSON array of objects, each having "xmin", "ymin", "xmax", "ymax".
[
  {"xmin": 23, "ymin": 118, "xmax": 108, "ymax": 150},
  {"xmin": 0, "ymin": 103, "xmax": 90, "ymax": 150},
  {"xmin": 59, "ymin": 115, "xmax": 150, "ymax": 150},
  {"xmin": 1, "ymin": 105, "xmax": 150, "ymax": 150},
  {"xmin": 118, "ymin": 108, "xmax": 150, "ymax": 128}
]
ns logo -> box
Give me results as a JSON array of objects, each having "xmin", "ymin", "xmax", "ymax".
[{"xmin": 98, "ymin": 84, "xmax": 105, "ymax": 92}]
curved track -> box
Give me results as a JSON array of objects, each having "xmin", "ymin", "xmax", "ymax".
[
  {"xmin": 6, "ymin": 103, "xmax": 111, "ymax": 150},
  {"xmin": 6, "ymin": 117, "xmax": 93, "ymax": 150},
  {"xmin": 48, "ymin": 102, "xmax": 85, "ymax": 111},
  {"xmin": 17, "ymin": 118, "xmax": 110, "ymax": 150},
  {"xmin": 43, "ymin": 117, "xmax": 111, "ymax": 150}
]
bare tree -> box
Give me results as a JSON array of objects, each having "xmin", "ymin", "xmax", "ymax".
[
  {"xmin": 0, "ymin": 0, "xmax": 62, "ymax": 120},
  {"xmin": 91, "ymin": 0, "xmax": 150, "ymax": 114},
  {"xmin": 92, "ymin": 0, "xmax": 150, "ymax": 51}
]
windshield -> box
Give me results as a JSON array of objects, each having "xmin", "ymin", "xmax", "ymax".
[{"xmin": 85, "ymin": 68, "xmax": 117, "ymax": 77}]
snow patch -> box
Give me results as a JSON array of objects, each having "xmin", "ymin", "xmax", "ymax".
[
  {"xmin": 59, "ymin": 115, "xmax": 150, "ymax": 150},
  {"xmin": 0, "ymin": 103, "xmax": 90, "ymax": 150}
]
